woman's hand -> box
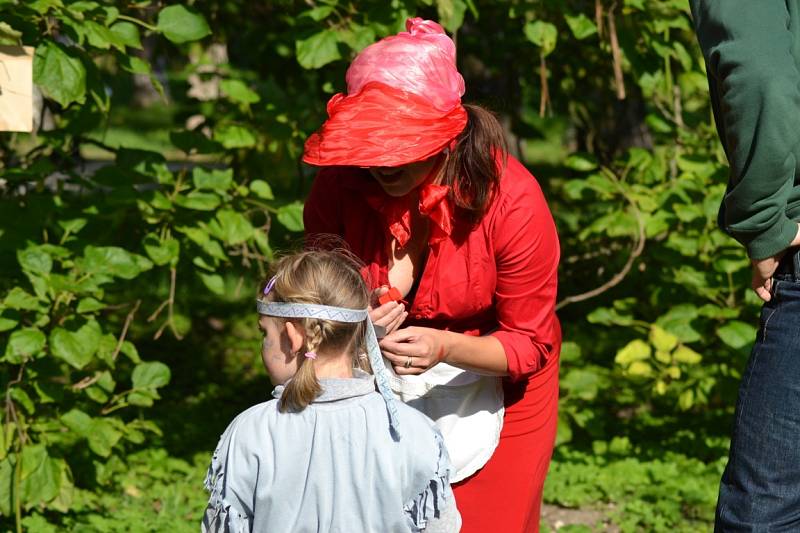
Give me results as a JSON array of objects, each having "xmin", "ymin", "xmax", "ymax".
[
  {"xmin": 380, "ymin": 326, "xmax": 448, "ymax": 375},
  {"xmin": 368, "ymin": 287, "xmax": 407, "ymax": 338}
]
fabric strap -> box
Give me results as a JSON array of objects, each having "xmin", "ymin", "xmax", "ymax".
[{"xmin": 256, "ymin": 300, "xmax": 401, "ymax": 440}]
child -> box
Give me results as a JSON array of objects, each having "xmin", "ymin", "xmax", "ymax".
[{"xmin": 202, "ymin": 250, "xmax": 461, "ymax": 533}]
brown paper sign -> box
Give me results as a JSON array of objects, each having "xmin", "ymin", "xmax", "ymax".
[{"xmin": 0, "ymin": 46, "xmax": 34, "ymax": 132}]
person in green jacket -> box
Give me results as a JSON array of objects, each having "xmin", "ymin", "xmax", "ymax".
[{"xmin": 691, "ymin": 1, "xmax": 800, "ymax": 530}]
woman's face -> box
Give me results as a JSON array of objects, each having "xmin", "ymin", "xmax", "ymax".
[
  {"xmin": 258, "ymin": 315, "xmax": 299, "ymax": 385},
  {"xmin": 368, "ymin": 154, "xmax": 441, "ymax": 197}
]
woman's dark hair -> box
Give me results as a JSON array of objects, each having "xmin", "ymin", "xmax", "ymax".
[{"xmin": 442, "ymin": 104, "xmax": 508, "ymax": 222}]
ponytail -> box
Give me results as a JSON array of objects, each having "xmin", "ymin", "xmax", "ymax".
[
  {"xmin": 442, "ymin": 103, "xmax": 508, "ymax": 222},
  {"xmin": 279, "ymin": 318, "xmax": 324, "ymax": 413}
]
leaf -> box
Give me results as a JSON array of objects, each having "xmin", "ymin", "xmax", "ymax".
[
  {"xmin": 276, "ymin": 202, "xmax": 304, "ymax": 232},
  {"xmin": 175, "ymin": 191, "xmax": 221, "ymax": 211},
  {"xmin": 437, "ymin": 0, "xmax": 468, "ymax": 33},
  {"xmin": 119, "ymin": 54, "xmax": 151, "ymax": 75},
  {"xmin": 560, "ymin": 341, "xmax": 581, "ymax": 363},
  {"xmin": 673, "ymin": 346, "xmax": 702, "ymax": 365},
  {"xmin": 142, "ymin": 234, "xmax": 180, "ymax": 266},
  {"xmin": 68, "ymin": 1, "xmax": 99, "ymax": 13},
  {"xmin": 20, "ymin": 445, "xmax": 60, "ymax": 506},
  {"xmin": 615, "ymin": 339, "xmax": 651, "ymax": 365},
  {"xmin": 86, "ymin": 419, "xmax": 122, "ymax": 457},
  {"xmin": 128, "ymin": 389, "xmax": 159, "ymax": 407},
  {"xmin": 564, "ymin": 13, "xmax": 598, "ymax": 40},
  {"xmin": 17, "ymin": 246, "xmax": 52, "ymax": 275},
  {"xmin": 655, "ymin": 305, "xmax": 701, "ymax": 343},
  {"xmin": 63, "ymin": 410, "xmax": 122, "ymax": 456},
  {"xmin": 193, "ymin": 167, "xmax": 233, "ymax": 192},
  {"xmin": 50, "ymin": 320, "xmax": 102, "ymax": 369},
  {"xmin": 678, "ymin": 389, "xmax": 695, "ymax": 411},
  {"xmin": 57, "ymin": 217, "xmax": 88, "ymax": 235},
  {"xmin": 61, "ymin": 409, "xmax": 93, "ymax": 436},
  {"xmin": 109, "ymin": 21, "xmax": 142, "ymax": 49},
  {"xmin": 654, "ymin": 350, "xmax": 672, "ymax": 364},
  {"xmin": 132, "ymin": 361, "xmax": 171, "ymax": 389},
  {"xmin": 0, "ymin": 311, "xmax": 19, "ymax": 332},
  {"xmin": 213, "ymin": 124, "xmax": 257, "ymax": 149},
  {"xmin": 120, "ymin": 341, "xmax": 141, "ymax": 364},
  {"xmin": 339, "ymin": 24, "xmax": 376, "ymax": 52},
  {"xmin": 84, "ymin": 20, "xmax": 125, "ymax": 51},
  {"xmin": 296, "ymin": 30, "xmax": 342, "ymax": 69},
  {"xmin": 76, "ymin": 297, "xmax": 105, "ymax": 314},
  {"xmin": 81, "ymin": 246, "xmax": 153, "ymax": 280},
  {"xmin": 649, "ymin": 325, "xmax": 678, "ymax": 353},
  {"xmin": 210, "ymin": 210, "xmax": 254, "ymax": 245},
  {"xmin": 4, "ymin": 327, "xmax": 46, "ymax": 363},
  {"xmin": 0, "ymin": 22, "xmax": 22, "ymax": 44},
  {"xmin": 565, "ymin": 153, "xmax": 598, "ymax": 172},
  {"xmin": 627, "ymin": 361, "xmax": 653, "ymax": 377},
  {"xmin": 9, "ymin": 388, "xmax": 34, "ymax": 414},
  {"xmin": 717, "ymin": 321, "xmax": 756, "ymax": 350},
  {"xmin": 199, "ymin": 273, "xmax": 225, "ymax": 295},
  {"xmin": 156, "ymin": 5, "xmax": 211, "ymax": 44},
  {"xmin": 524, "ymin": 21, "xmax": 558, "ymax": 56},
  {"xmin": 561, "ymin": 369, "xmax": 604, "ymax": 401},
  {"xmin": 0, "ymin": 458, "xmax": 12, "ymax": 515},
  {"xmin": 300, "ymin": 5, "xmax": 335, "ymax": 21},
  {"xmin": 250, "ymin": 179, "xmax": 274, "ymax": 200},
  {"xmin": 32, "ymin": 40, "xmax": 87, "ymax": 107},
  {"xmin": 28, "ymin": 0, "xmax": 63, "ymax": 14},
  {"xmin": 4, "ymin": 288, "xmax": 40, "ymax": 310},
  {"xmin": 220, "ymin": 79, "xmax": 260, "ymax": 104}
]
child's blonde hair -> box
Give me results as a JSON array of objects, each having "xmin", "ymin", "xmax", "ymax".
[{"xmin": 260, "ymin": 250, "xmax": 371, "ymax": 412}]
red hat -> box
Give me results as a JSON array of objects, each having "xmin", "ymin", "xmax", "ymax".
[{"xmin": 302, "ymin": 18, "xmax": 468, "ymax": 168}]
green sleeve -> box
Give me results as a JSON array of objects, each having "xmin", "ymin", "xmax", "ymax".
[{"xmin": 691, "ymin": 0, "xmax": 800, "ymax": 259}]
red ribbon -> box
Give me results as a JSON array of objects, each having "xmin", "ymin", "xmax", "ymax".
[{"xmin": 365, "ymin": 181, "xmax": 453, "ymax": 248}]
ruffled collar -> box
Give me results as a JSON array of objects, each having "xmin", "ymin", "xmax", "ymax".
[
  {"xmin": 361, "ymin": 166, "xmax": 453, "ymax": 248},
  {"xmin": 272, "ymin": 368, "xmax": 376, "ymax": 403}
]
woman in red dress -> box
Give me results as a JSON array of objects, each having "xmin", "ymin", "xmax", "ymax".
[{"xmin": 302, "ymin": 18, "xmax": 560, "ymax": 533}]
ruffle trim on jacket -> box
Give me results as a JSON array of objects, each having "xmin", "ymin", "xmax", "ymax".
[
  {"xmin": 403, "ymin": 430, "xmax": 452, "ymax": 531},
  {"xmin": 202, "ymin": 442, "xmax": 250, "ymax": 533}
]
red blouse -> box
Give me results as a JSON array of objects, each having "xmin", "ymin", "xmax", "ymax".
[{"xmin": 303, "ymin": 155, "xmax": 561, "ymax": 383}]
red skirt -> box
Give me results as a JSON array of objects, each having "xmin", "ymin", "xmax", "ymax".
[{"xmin": 452, "ymin": 355, "xmax": 559, "ymax": 532}]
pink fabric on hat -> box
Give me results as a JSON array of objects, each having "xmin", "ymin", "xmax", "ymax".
[
  {"xmin": 302, "ymin": 18, "xmax": 468, "ymax": 167},
  {"xmin": 345, "ymin": 18, "xmax": 465, "ymax": 112}
]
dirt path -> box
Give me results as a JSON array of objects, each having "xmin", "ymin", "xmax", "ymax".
[{"xmin": 541, "ymin": 503, "xmax": 620, "ymax": 532}]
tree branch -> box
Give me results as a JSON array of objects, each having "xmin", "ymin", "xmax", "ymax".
[
  {"xmin": 608, "ymin": 3, "xmax": 626, "ymax": 100},
  {"xmin": 556, "ymin": 172, "xmax": 646, "ymax": 310}
]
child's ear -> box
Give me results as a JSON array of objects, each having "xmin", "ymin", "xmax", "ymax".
[{"xmin": 284, "ymin": 321, "xmax": 305, "ymax": 354}]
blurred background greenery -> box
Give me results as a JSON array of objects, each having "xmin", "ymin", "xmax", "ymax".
[{"xmin": 0, "ymin": 1, "xmax": 752, "ymax": 531}]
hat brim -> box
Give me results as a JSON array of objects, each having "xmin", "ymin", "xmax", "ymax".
[{"xmin": 302, "ymin": 82, "xmax": 467, "ymax": 168}]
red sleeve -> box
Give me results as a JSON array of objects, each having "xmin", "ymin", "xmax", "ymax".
[
  {"xmin": 303, "ymin": 167, "xmax": 343, "ymax": 241},
  {"xmin": 489, "ymin": 169, "xmax": 561, "ymax": 381}
]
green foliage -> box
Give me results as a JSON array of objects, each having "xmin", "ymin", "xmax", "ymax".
[
  {"xmin": 544, "ymin": 447, "xmax": 723, "ymax": 532},
  {"xmin": 0, "ymin": 0, "xmax": 300, "ymax": 529},
  {"xmin": 1, "ymin": 0, "xmax": 752, "ymax": 529}
]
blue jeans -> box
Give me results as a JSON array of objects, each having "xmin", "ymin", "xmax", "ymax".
[{"xmin": 716, "ymin": 249, "xmax": 800, "ymax": 532}]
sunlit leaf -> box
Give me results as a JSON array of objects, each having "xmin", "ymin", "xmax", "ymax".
[
  {"xmin": 524, "ymin": 21, "xmax": 557, "ymax": 56},
  {"xmin": 157, "ymin": 5, "xmax": 210, "ymax": 44},
  {"xmin": 33, "ymin": 40, "xmax": 87, "ymax": 107},
  {"xmin": 296, "ymin": 30, "xmax": 341, "ymax": 69}
]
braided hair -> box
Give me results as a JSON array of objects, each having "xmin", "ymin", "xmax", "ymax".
[{"xmin": 260, "ymin": 250, "xmax": 370, "ymax": 412}]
